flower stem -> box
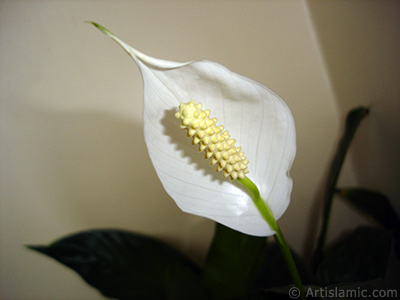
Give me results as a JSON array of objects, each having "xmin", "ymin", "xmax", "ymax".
[{"xmin": 238, "ymin": 176, "xmax": 305, "ymax": 300}]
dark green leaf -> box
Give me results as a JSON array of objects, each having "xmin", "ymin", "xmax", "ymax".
[
  {"xmin": 313, "ymin": 107, "xmax": 369, "ymax": 268},
  {"xmin": 336, "ymin": 188, "xmax": 400, "ymax": 230},
  {"xmin": 28, "ymin": 229, "xmax": 207, "ymax": 300},
  {"xmin": 315, "ymin": 226, "xmax": 392, "ymax": 286},
  {"xmin": 201, "ymin": 223, "xmax": 267, "ymax": 299},
  {"xmin": 256, "ymin": 241, "xmax": 311, "ymax": 289},
  {"xmin": 336, "ymin": 188, "xmax": 400, "ymax": 260}
]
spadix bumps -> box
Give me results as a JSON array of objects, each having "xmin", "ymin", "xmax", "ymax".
[
  {"xmin": 89, "ymin": 22, "xmax": 296, "ymax": 236},
  {"xmin": 175, "ymin": 100, "xmax": 249, "ymax": 181}
]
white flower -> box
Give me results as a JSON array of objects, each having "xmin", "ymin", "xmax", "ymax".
[{"xmin": 90, "ymin": 23, "xmax": 296, "ymax": 236}]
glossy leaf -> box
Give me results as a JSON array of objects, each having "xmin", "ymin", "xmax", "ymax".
[
  {"xmin": 28, "ymin": 229, "xmax": 206, "ymax": 300},
  {"xmin": 315, "ymin": 226, "xmax": 392, "ymax": 286},
  {"xmin": 313, "ymin": 107, "xmax": 369, "ymax": 267},
  {"xmin": 201, "ymin": 223, "xmax": 267, "ymax": 299},
  {"xmin": 255, "ymin": 241, "xmax": 311, "ymax": 290},
  {"xmin": 336, "ymin": 188, "xmax": 400, "ymax": 230},
  {"xmin": 201, "ymin": 224, "xmax": 310, "ymax": 299},
  {"xmin": 89, "ymin": 22, "xmax": 296, "ymax": 236}
]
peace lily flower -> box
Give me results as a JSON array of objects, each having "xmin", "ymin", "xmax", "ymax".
[{"xmin": 88, "ymin": 22, "xmax": 296, "ymax": 237}]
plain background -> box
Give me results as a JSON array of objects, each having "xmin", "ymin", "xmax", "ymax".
[{"xmin": 1, "ymin": 0, "xmax": 399, "ymax": 299}]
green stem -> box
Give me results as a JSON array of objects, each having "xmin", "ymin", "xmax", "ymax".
[{"xmin": 238, "ymin": 176, "xmax": 306, "ymax": 300}]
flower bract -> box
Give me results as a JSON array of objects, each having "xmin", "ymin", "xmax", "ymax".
[{"xmin": 90, "ymin": 22, "xmax": 296, "ymax": 236}]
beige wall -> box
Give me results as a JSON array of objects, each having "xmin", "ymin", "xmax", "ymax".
[
  {"xmin": 1, "ymin": 1, "xmax": 399, "ymax": 299},
  {"xmin": 307, "ymin": 0, "xmax": 400, "ymax": 214}
]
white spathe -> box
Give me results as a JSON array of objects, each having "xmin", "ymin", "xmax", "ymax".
[{"xmin": 91, "ymin": 23, "xmax": 296, "ymax": 236}]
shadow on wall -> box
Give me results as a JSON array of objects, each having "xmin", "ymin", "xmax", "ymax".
[
  {"xmin": 5, "ymin": 99, "xmax": 215, "ymax": 260},
  {"xmin": 37, "ymin": 108, "xmax": 172, "ymax": 228},
  {"xmin": 350, "ymin": 99, "xmax": 400, "ymax": 214}
]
